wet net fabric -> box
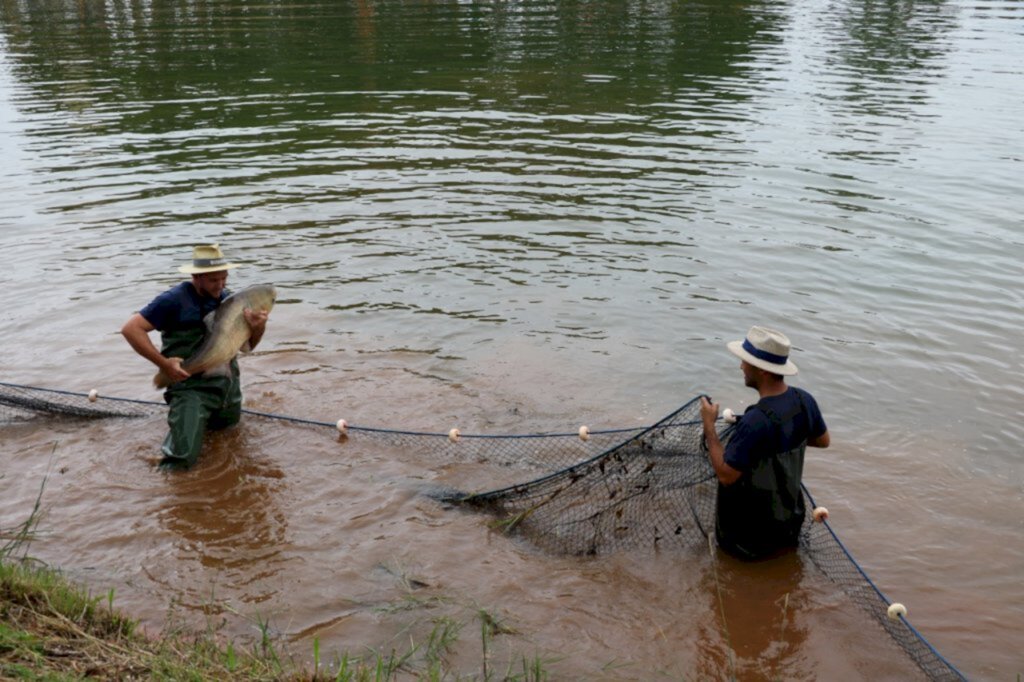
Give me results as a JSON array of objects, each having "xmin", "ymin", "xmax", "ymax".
[
  {"xmin": 0, "ymin": 382, "xmax": 964, "ymax": 680},
  {"xmin": 0, "ymin": 382, "xmax": 164, "ymax": 422},
  {"xmin": 455, "ymin": 396, "xmax": 721, "ymax": 555},
  {"xmin": 296, "ymin": 421, "xmax": 649, "ymax": 473},
  {"xmin": 800, "ymin": 490, "xmax": 965, "ymax": 682},
  {"xmin": 0, "ymin": 381, "xmax": 642, "ymax": 471}
]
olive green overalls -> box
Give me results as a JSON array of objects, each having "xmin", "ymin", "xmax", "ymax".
[{"xmin": 159, "ymin": 326, "xmax": 242, "ymax": 469}]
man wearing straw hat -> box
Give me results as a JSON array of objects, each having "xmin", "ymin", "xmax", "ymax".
[
  {"xmin": 700, "ymin": 326, "xmax": 830, "ymax": 560},
  {"xmin": 122, "ymin": 244, "xmax": 269, "ymax": 468}
]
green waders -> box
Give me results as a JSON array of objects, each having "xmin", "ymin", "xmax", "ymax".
[{"xmin": 159, "ymin": 327, "xmax": 242, "ymax": 469}]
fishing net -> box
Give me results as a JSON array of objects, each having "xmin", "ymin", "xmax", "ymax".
[
  {"xmin": 0, "ymin": 381, "xmax": 965, "ymax": 680},
  {"xmin": 452, "ymin": 396, "xmax": 721, "ymax": 555},
  {"xmin": 0, "ymin": 381, "xmax": 642, "ymax": 471},
  {"xmin": 800, "ymin": 488, "xmax": 965, "ymax": 682},
  {"xmin": 295, "ymin": 421, "xmax": 649, "ymax": 473},
  {"xmin": 0, "ymin": 382, "xmax": 164, "ymax": 422}
]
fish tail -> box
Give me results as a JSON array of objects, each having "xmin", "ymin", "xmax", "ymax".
[{"xmin": 153, "ymin": 356, "xmax": 187, "ymax": 389}]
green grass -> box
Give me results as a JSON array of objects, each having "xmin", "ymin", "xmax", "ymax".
[{"xmin": 2, "ymin": 556, "xmax": 551, "ymax": 680}]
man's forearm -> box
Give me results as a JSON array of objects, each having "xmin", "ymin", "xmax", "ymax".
[
  {"xmin": 123, "ymin": 327, "xmax": 163, "ymax": 367},
  {"xmin": 248, "ymin": 325, "xmax": 265, "ymax": 351},
  {"xmin": 243, "ymin": 309, "xmax": 268, "ymax": 351},
  {"xmin": 703, "ymin": 422, "xmax": 741, "ymax": 485}
]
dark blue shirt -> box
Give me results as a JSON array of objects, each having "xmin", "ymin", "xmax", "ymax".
[
  {"xmin": 724, "ymin": 387, "xmax": 827, "ymax": 473},
  {"xmin": 139, "ymin": 282, "xmax": 228, "ymax": 333}
]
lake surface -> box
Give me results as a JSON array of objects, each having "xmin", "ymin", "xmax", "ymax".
[{"xmin": 1, "ymin": 0, "xmax": 1022, "ymax": 678}]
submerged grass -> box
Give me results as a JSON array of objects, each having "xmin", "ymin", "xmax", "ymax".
[
  {"xmin": 1, "ymin": 470, "xmax": 551, "ymax": 681},
  {"xmin": 0, "ymin": 554, "xmax": 549, "ymax": 681}
]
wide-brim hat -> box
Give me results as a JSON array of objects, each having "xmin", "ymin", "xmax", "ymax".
[
  {"xmin": 178, "ymin": 244, "xmax": 240, "ymax": 274},
  {"xmin": 727, "ymin": 326, "xmax": 799, "ymax": 376}
]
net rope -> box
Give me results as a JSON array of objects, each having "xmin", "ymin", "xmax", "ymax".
[{"xmin": 0, "ymin": 381, "xmax": 965, "ymax": 680}]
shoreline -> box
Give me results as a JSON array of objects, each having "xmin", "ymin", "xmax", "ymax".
[{"xmin": 1, "ymin": 492, "xmax": 548, "ymax": 681}]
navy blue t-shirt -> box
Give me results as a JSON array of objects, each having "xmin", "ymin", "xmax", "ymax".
[
  {"xmin": 139, "ymin": 282, "xmax": 228, "ymax": 333},
  {"xmin": 724, "ymin": 387, "xmax": 827, "ymax": 473}
]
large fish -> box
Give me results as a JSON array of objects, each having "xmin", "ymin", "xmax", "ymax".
[{"xmin": 154, "ymin": 283, "xmax": 277, "ymax": 388}]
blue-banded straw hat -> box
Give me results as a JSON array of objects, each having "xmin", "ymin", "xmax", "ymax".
[
  {"xmin": 727, "ymin": 326, "xmax": 799, "ymax": 376},
  {"xmin": 178, "ymin": 244, "xmax": 240, "ymax": 274}
]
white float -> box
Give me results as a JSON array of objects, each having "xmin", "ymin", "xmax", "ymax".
[{"xmin": 887, "ymin": 603, "xmax": 907, "ymax": 620}]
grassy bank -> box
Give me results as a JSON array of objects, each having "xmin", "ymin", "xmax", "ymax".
[{"xmin": 1, "ymin": 479, "xmax": 548, "ymax": 681}]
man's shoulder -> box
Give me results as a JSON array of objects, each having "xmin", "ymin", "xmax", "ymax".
[
  {"xmin": 788, "ymin": 386, "xmax": 823, "ymax": 415},
  {"xmin": 150, "ymin": 281, "xmax": 192, "ymax": 302},
  {"xmin": 739, "ymin": 401, "xmax": 771, "ymax": 424},
  {"xmin": 140, "ymin": 282, "xmax": 196, "ymax": 328},
  {"xmin": 738, "ymin": 388, "xmax": 813, "ymax": 429},
  {"xmin": 759, "ymin": 386, "xmax": 827, "ymax": 437},
  {"xmin": 734, "ymin": 406, "xmax": 774, "ymax": 439},
  {"xmin": 760, "ymin": 386, "xmax": 818, "ymax": 411},
  {"xmin": 790, "ymin": 386, "xmax": 817, "ymax": 401}
]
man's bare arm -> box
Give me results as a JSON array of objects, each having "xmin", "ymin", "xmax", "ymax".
[
  {"xmin": 243, "ymin": 308, "xmax": 269, "ymax": 351},
  {"xmin": 809, "ymin": 430, "xmax": 830, "ymax": 448},
  {"xmin": 700, "ymin": 396, "xmax": 742, "ymax": 486},
  {"xmin": 121, "ymin": 313, "xmax": 189, "ymax": 383}
]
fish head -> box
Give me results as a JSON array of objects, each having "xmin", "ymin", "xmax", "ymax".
[{"xmin": 238, "ymin": 283, "xmax": 277, "ymax": 312}]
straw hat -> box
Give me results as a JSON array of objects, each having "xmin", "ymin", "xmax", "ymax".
[
  {"xmin": 178, "ymin": 244, "xmax": 240, "ymax": 274},
  {"xmin": 727, "ymin": 326, "xmax": 799, "ymax": 376}
]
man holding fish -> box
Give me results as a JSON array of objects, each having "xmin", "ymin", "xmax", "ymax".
[{"xmin": 122, "ymin": 244, "xmax": 276, "ymax": 469}]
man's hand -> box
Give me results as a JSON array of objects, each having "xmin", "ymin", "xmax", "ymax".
[
  {"xmin": 700, "ymin": 396, "xmax": 720, "ymax": 428},
  {"xmin": 700, "ymin": 395, "xmax": 741, "ymax": 485},
  {"xmin": 244, "ymin": 308, "xmax": 269, "ymax": 331},
  {"xmin": 161, "ymin": 356, "xmax": 191, "ymax": 384},
  {"xmin": 123, "ymin": 313, "xmax": 190, "ymax": 381},
  {"xmin": 243, "ymin": 308, "xmax": 270, "ymax": 351}
]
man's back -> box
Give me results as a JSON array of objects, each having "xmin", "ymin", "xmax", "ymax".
[{"xmin": 716, "ymin": 387, "xmax": 827, "ymax": 560}]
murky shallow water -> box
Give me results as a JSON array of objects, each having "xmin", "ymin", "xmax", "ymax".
[{"xmin": 1, "ymin": 0, "xmax": 1023, "ymax": 678}]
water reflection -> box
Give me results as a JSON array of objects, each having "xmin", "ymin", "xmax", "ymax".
[
  {"xmin": 0, "ymin": 0, "xmax": 787, "ymax": 116},
  {"xmin": 156, "ymin": 426, "xmax": 289, "ymax": 598},
  {"xmin": 0, "ymin": 0, "xmax": 801, "ymax": 253},
  {"xmin": 820, "ymin": 0, "xmax": 958, "ymax": 118},
  {"xmin": 831, "ymin": 0, "xmax": 956, "ymax": 74},
  {"xmin": 1, "ymin": 0, "xmax": 1021, "ymax": 676},
  {"xmin": 696, "ymin": 551, "xmax": 809, "ymax": 679}
]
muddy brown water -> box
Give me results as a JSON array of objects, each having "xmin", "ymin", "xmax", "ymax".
[
  {"xmin": 2, "ymin": 354, "xmax": 1020, "ymax": 679},
  {"xmin": 3, "ymin": 0, "xmax": 1024, "ymax": 678}
]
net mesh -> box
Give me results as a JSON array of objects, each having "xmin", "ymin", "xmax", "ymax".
[
  {"xmin": 265, "ymin": 417, "xmax": 649, "ymax": 474},
  {"xmin": 0, "ymin": 382, "xmax": 965, "ymax": 681},
  {"xmin": 454, "ymin": 396, "xmax": 720, "ymax": 555},
  {"xmin": 800, "ymin": 490, "xmax": 965, "ymax": 682},
  {"xmin": 0, "ymin": 382, "xmax": 164, "ymax": 421}
]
